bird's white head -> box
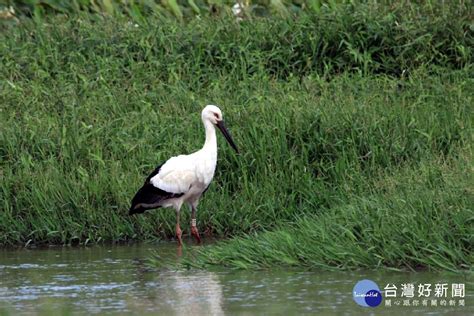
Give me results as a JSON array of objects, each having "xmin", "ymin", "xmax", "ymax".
[
  {"xmin": 201, "ymin": 104, "xmax": 239, "ymax": 153},
  {"xmin": 201, "ymin": 104, "xmax": 223, "ymax": 125}
]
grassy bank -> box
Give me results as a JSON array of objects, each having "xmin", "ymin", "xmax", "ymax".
[
  {"xmin": 176, "ymin": 153, "xmax": 473, "ymax": 272},
  {"xmin": 0, "ymin": 5, "xmax": 473, "ymax": 271}
]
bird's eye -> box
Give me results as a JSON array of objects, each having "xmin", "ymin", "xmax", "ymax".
[{"xmin": 214, "ymin": 113, "xmax": 219, "ymax": 118}]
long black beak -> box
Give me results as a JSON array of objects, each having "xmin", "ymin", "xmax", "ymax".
[{"xmin": 216, "ymin": 120, "xmax": 239, "ymax": 153}]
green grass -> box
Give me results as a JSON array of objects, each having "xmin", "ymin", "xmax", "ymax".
[
  {"xmin": 2, "ymin": 2, "xmax": 472, "ymax": 77},
  {"xmin": 3, "ymin": 0, "xmax": 461, "ymax": 21},
  {"xmin": 175, "ymin": 153, "xmax": 473, "ymax": 271},
  {"xmin": 0, "ymin": 5, "xmax": 473, "ymax": 270}
]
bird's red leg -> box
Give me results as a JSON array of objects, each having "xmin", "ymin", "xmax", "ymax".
[
  {"xmin": 191, "ymin": 221, "xmax": 201, "ymax": 244},
  {"xmin": 191, "ymin": 206, "xmax": 202, "ymax": 244},
  {"xmin": 176, "ymin": 223, "xmax": 183, "ymax": 246},
  {"xmin": 176, "ymin": 210, "xmax": 183, "ymax": 246}
]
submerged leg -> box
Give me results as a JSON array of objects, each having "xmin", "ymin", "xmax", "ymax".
[
  {"xmin": 175, "ymin": 209, "xmax": 183, "ymax": 246},
  {"xmin": 190, "ymin": 205, "xmax": 201, "ymax": 244}
]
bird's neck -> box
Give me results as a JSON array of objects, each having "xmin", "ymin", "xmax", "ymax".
[{"xmin": 202, "ymin": 120, "xmax": 217, "ymax": 154}]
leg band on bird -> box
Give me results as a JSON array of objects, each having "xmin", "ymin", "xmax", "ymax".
[{"xmin": 191, "ymin": 218, "xmax": 197, "ymax": 227}]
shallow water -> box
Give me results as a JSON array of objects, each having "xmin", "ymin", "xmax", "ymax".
[{"xmin": 0, "ymin": 243, "xmax": 471, "ymax": 315}]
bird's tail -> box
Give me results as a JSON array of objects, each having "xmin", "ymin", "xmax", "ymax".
[
  {"xmin": 129, "ymin": 182, "xmax": 180, "ymax": 215},
  {"xmin": 129, "ymin": 205, "xmax": 147, "ymax": 215},
  {"xmin": 129, "ymin": 161, "xmax": 184, "ymax": 215}
]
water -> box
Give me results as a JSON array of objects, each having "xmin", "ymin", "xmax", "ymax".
[{"xmin": 0, "ymin": 244, "xmax": 471, "ymax": 315}]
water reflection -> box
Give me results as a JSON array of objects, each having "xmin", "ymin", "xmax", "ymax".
[
  {"xmin": 141, "ymin": 271, "xmax": 224, "ymax": 315},
  {"xmin": 0, "ymin": 244, "xmax": 226, "ymax": 315},
  {"xmin": 0, "ymin": 244, "xmax": 471, "ymax": 315}
]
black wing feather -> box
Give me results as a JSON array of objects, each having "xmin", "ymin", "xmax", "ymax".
[
  {"xmin": 129, "ymin": 163, "xmax": 183, "ymax": 215},
  {"xmin": 144, "ymin": 163, "xmax": 163, "ymax": 183}
]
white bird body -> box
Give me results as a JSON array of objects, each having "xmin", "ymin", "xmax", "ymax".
[
  {"xmin": 150, "ymin": 120, "xmax": 218, "ymax": 208},
  {"xmin": 130, "ymin": 105, "xmax": 238, "ymax": 245}
]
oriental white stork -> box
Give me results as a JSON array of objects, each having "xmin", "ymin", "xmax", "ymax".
[{"xmin": 129, "ymin": 105, "xmax": 239, "ymax": 246}]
